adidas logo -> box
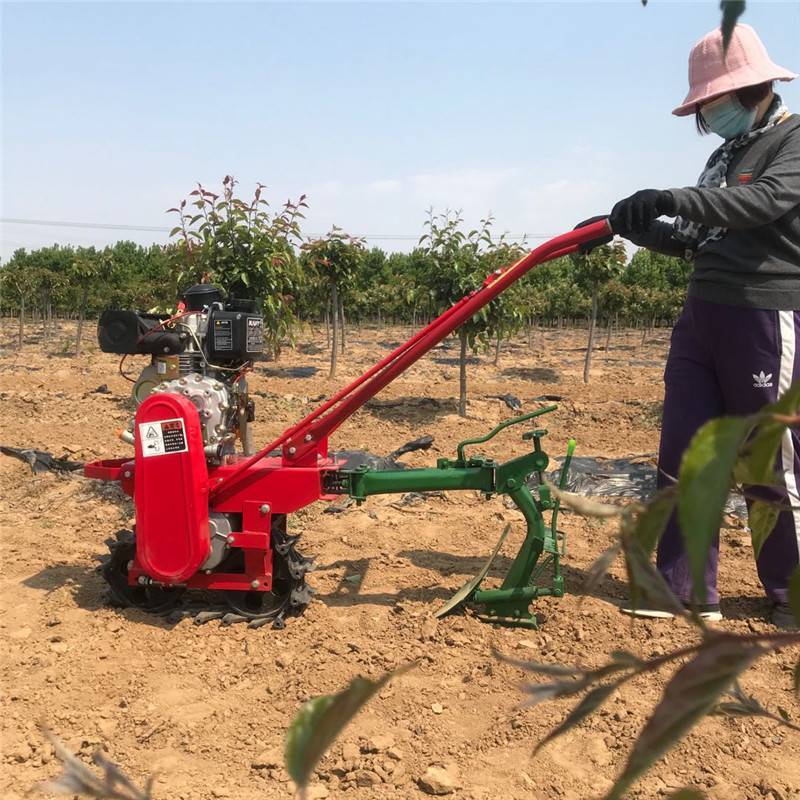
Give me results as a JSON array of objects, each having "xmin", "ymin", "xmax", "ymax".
[{"xmin": 752, "ymin": 371, "xmax": 773, "ymax": 388}]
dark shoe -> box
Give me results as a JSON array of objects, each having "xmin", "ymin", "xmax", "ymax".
[
  {"xmin": 620, "ymin": 602, "xmax": 722, "ymax": 621},
  {"xmin": 770, "ymin": 604, "xmax": 799, "ymax": 630}
]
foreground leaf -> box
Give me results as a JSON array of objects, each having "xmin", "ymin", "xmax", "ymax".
[
  {"xmin": 606, "ymin": 636, "xmax": 763, "ymax": 800},
  {"xmin": 748, "ymin": 500, "xmax": 780, "ymax": 558},
  {"xmin": 37, "ymin": 725, "xmax": 152, "ymax": 799},
  {"xmin": 534, "ymin": 680, "xmax": 622, "ymax": 755},
  {"xmin": 582, "ymin": 542, "xmax": 622, "ymax": 597},
  {"xmin": 632, "ymin": 488, "xmax": 676, "ymax": 556},
  {"xmin": 720, "ymin": 1, "xmax": 746, "ymax": 53},
  {"xmin": 737, "ymin": 382, "xmax": 800, "ymax": 486},
  {"xmin": 666, "ymin": 790, "xmax": 706, "ymax": 800},
  {"xmin": 547, "ymin": 485, "xmax": 624, "ymax": 518},
  {"xmin": 678, "ymin": 417, "xmax": 752, "ymax": 603},
  {"xmin": 622, "ymin": 534, "xmax": 685, "ymax": 618},
  {"xmin": 285, "ymin": 664, "xmax": 414, "ymax": 793}
]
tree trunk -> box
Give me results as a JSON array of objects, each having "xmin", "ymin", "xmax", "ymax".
[
  {"xmin": 325, "ymin": 303, "xmax": 330, "ymax": 349},
  {"xmin": 339, "ymin": 296, "xmax": 346, "ymax": 353},
  {"xmin": 493, "ymin": 330, "xmax": 501, "ymax": 367},
  {"xmin": 329, "ymin": 283, "xmax": 339, "ymax": 379},
  {"xmin": 604, "ymin": 321, "xmax": 612, "ymax": 354},
  {"xmin": 75, "ymin": 286, "xmax": 88, "ymax": 357},
  {"xmin": 583, "ymin": 289, "xmax": 598, "ymax": 384},
  {"xmin": 18, "ymin": 296, "xmax": 25, "ymax": 349},
  {"xmin": 458, "ymin": 327, "xmax": 468, "ymax": 417}
]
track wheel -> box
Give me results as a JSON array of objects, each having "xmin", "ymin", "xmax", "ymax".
[
  {"xmin": 102, "ymin": 530, "xmax": 185, "ymax": 614},
  {"xmin": 222, "ymin": 522, "xmax": 314, "ymax": 622}
]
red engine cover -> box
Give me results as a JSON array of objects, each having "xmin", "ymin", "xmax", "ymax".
[{"xmin": 134, "ymin": 392, "xmax": 210, "ymax": 584}]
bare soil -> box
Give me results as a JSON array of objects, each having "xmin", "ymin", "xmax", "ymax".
[{"xmin": 1, "ymin": 320, "xmax": 798, "ymax": 800}]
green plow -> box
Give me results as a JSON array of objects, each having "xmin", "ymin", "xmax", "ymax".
[{"xmin": 340, "ymin": 406, "xmax": 576, "ymax": 629}]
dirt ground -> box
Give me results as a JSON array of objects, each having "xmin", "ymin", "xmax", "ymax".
[{"xmin": 1, "ymin": 319, "xmax": 798, "ymax": 800}]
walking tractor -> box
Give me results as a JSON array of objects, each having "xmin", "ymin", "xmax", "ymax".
[{"xmin": 85, "ymin": 220, "xmax": 611, "ymax": 630}]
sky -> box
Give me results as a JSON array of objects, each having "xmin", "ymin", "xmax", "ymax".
[{"xmin": 2, "ymin": 1, "xmax": 799, "ymax": 260}]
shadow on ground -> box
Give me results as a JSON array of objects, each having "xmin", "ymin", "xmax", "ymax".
[
  {"xmin": 502, "ymin": 366, "xmax": 561, "ymax": 382},
  {"xmin": 263, "ymin": 365, "xmax": 319, "ymax": 379},
  {"xmin": 366, "ymin": 396, "xmax": 459, "ymax": 423}
]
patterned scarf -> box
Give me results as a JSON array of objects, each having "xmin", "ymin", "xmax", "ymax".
[{"xmin": 672, "ymin": 95, "xmax": 789, "ymax": 252}]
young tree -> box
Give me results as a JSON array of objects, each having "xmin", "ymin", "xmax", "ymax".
[
  {"xmin": 168, "ymin": 176, "xmax": 306, "ymax": 358},
  {"xmin": 69, "ymin": 247, "xmax": 109, "ymax": 356},
  {"xmin": 0, "ymin": 250, "xmax": 37, "ymax": 348},
  {"xmin": 420, "ymin": 209, "xmax": 515, "ymax": 416},
  {"xmin": 480, "ymin": 238, "xmax": 527, "ymax": 366},
  {"xmin": 303, "ymin": 228, "xmax": 366, "ymax": 379},
  {"xmin": 573, "ymin": 240, "xmax": 626, "ymax": 383}
]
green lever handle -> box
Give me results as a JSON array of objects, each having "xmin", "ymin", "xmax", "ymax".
[
  {"xmin": 550, "ymin": 437, "xmax": 577, "ymax": 553},
  {"xmin": 456, "ymin": 405, "xmax": 557, "ymax": 463}
]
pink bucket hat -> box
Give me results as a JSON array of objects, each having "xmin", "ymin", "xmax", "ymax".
[{"xmin": 672, "ymin": 23, "xmax": 797, "ymax": 116}]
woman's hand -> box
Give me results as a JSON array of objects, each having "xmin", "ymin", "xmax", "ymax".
[{"xmin": 609, "ymin": 190, "xmax": 674, "ymax": 235}]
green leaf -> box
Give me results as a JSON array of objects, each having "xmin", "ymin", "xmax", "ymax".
[
  {"xmin": 665, "ymin": 790, "xmax": 706, "ymax": 800},
  {"xmin": 748, "ymin": 500, "xmax": 780, "ymax": 558},
  {"xmin": 737, "ymin": 381, "xmax": 800, "ymax": 484},
  {"xmin": 720, "ymin": 1, "xmax": 746, "ymax": 54},
  {"xmin": 633, "ymin": 488, "xmax": 676, "ymax": 556},
  {"xmin": 677, "ymin": 417, "xmax": 752, "ymax": 603},
  {"xmin": 789, "ymin": 568, "xmax": 800, "ymax": 624},
  {"xmin": 793, "ymin": 660, "xmax": 800, "ymax": 696},
  {"xmin": 169, "ymin": 226, "xmax": 182, "ymax": 237},
  {"xmin": 622, "ymin": 533, "xmax": 685, "ymax": 618},
  {"xmin": 533, "ymin": 681, "xmax": 621, "ymax": 756},
  {"xmin": 284, "ymin": 664, "xmax": 414, "ymax": 791},
  {"xmin": 605, "ymin": 636, "xmax": 763, "ymax": 800}
]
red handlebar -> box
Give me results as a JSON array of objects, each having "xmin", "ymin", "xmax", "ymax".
[{"xmin": 210, "ymin": 219, "xmax": 612, "ymax": 499}]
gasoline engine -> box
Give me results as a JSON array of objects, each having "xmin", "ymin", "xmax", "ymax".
[{"xmin": 99, "ymin": 283, "xmax": 261, "ymax": 462}]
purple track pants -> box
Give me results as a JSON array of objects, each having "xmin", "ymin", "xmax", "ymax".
[{"xmin": 656, "ymin": 295, "xmax": 800, "ymax": 606}]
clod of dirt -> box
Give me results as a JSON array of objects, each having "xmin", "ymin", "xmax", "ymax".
[
  {"xmin": 341, "ymin": 743, "xmax": 360, "ymax": 761},
  {"xmin": 419, "ymin": 764, "xmax": 460, "ymax": 795},
  {"xmin": 251, "ymin": 748, "xmax": 282, "ymax": 770},
  {"xmin": 361, "ymin": 734, "xmax": 394, "ymax": 753},
  {"xmin": 354, "ymin": 769, "xmax": 382, "ymax": 787}
]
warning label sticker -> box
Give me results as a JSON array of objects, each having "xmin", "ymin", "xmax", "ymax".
[
  {"xmin": 246, "ymin": 317, "xmax": 264, "ymax": 353},
  {"xmin": 213, "ymin": 318, "xmax": 233, "ymax": 351},
  {"xmin": 138, "ymin": 418, "xmax": 188, "ymax": 458}
]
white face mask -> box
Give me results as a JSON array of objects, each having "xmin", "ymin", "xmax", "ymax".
[{"xmin": 701, "ymin": 94, "xmax": 757, "ymax": 140}]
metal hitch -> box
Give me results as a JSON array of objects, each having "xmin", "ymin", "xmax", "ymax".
[{"xmin": 340, "ymin": 407, "xmax": 576, "ymax": 629}]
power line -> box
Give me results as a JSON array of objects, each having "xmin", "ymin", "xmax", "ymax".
[{"xmin": 1, "ymin": 217, "xmax": 555, "ymax": 241}]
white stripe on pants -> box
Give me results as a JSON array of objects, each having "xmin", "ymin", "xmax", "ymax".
[{"xmin": 778, "ymin": 310, "xmax": 800, "ymax": 562}]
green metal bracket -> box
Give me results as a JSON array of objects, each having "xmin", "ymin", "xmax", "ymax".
[{"xmin": 339, "ymin": 404, "xmax": 575, "ymax": 631}]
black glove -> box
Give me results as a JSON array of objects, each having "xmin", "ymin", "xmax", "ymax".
[
  {"xmin": 609, "ymin": 189, "xmax": 674, "ymax": 235},
  {"xmin": 574, "ymin": 215, "xmax": 613, "ymax": 254}
]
